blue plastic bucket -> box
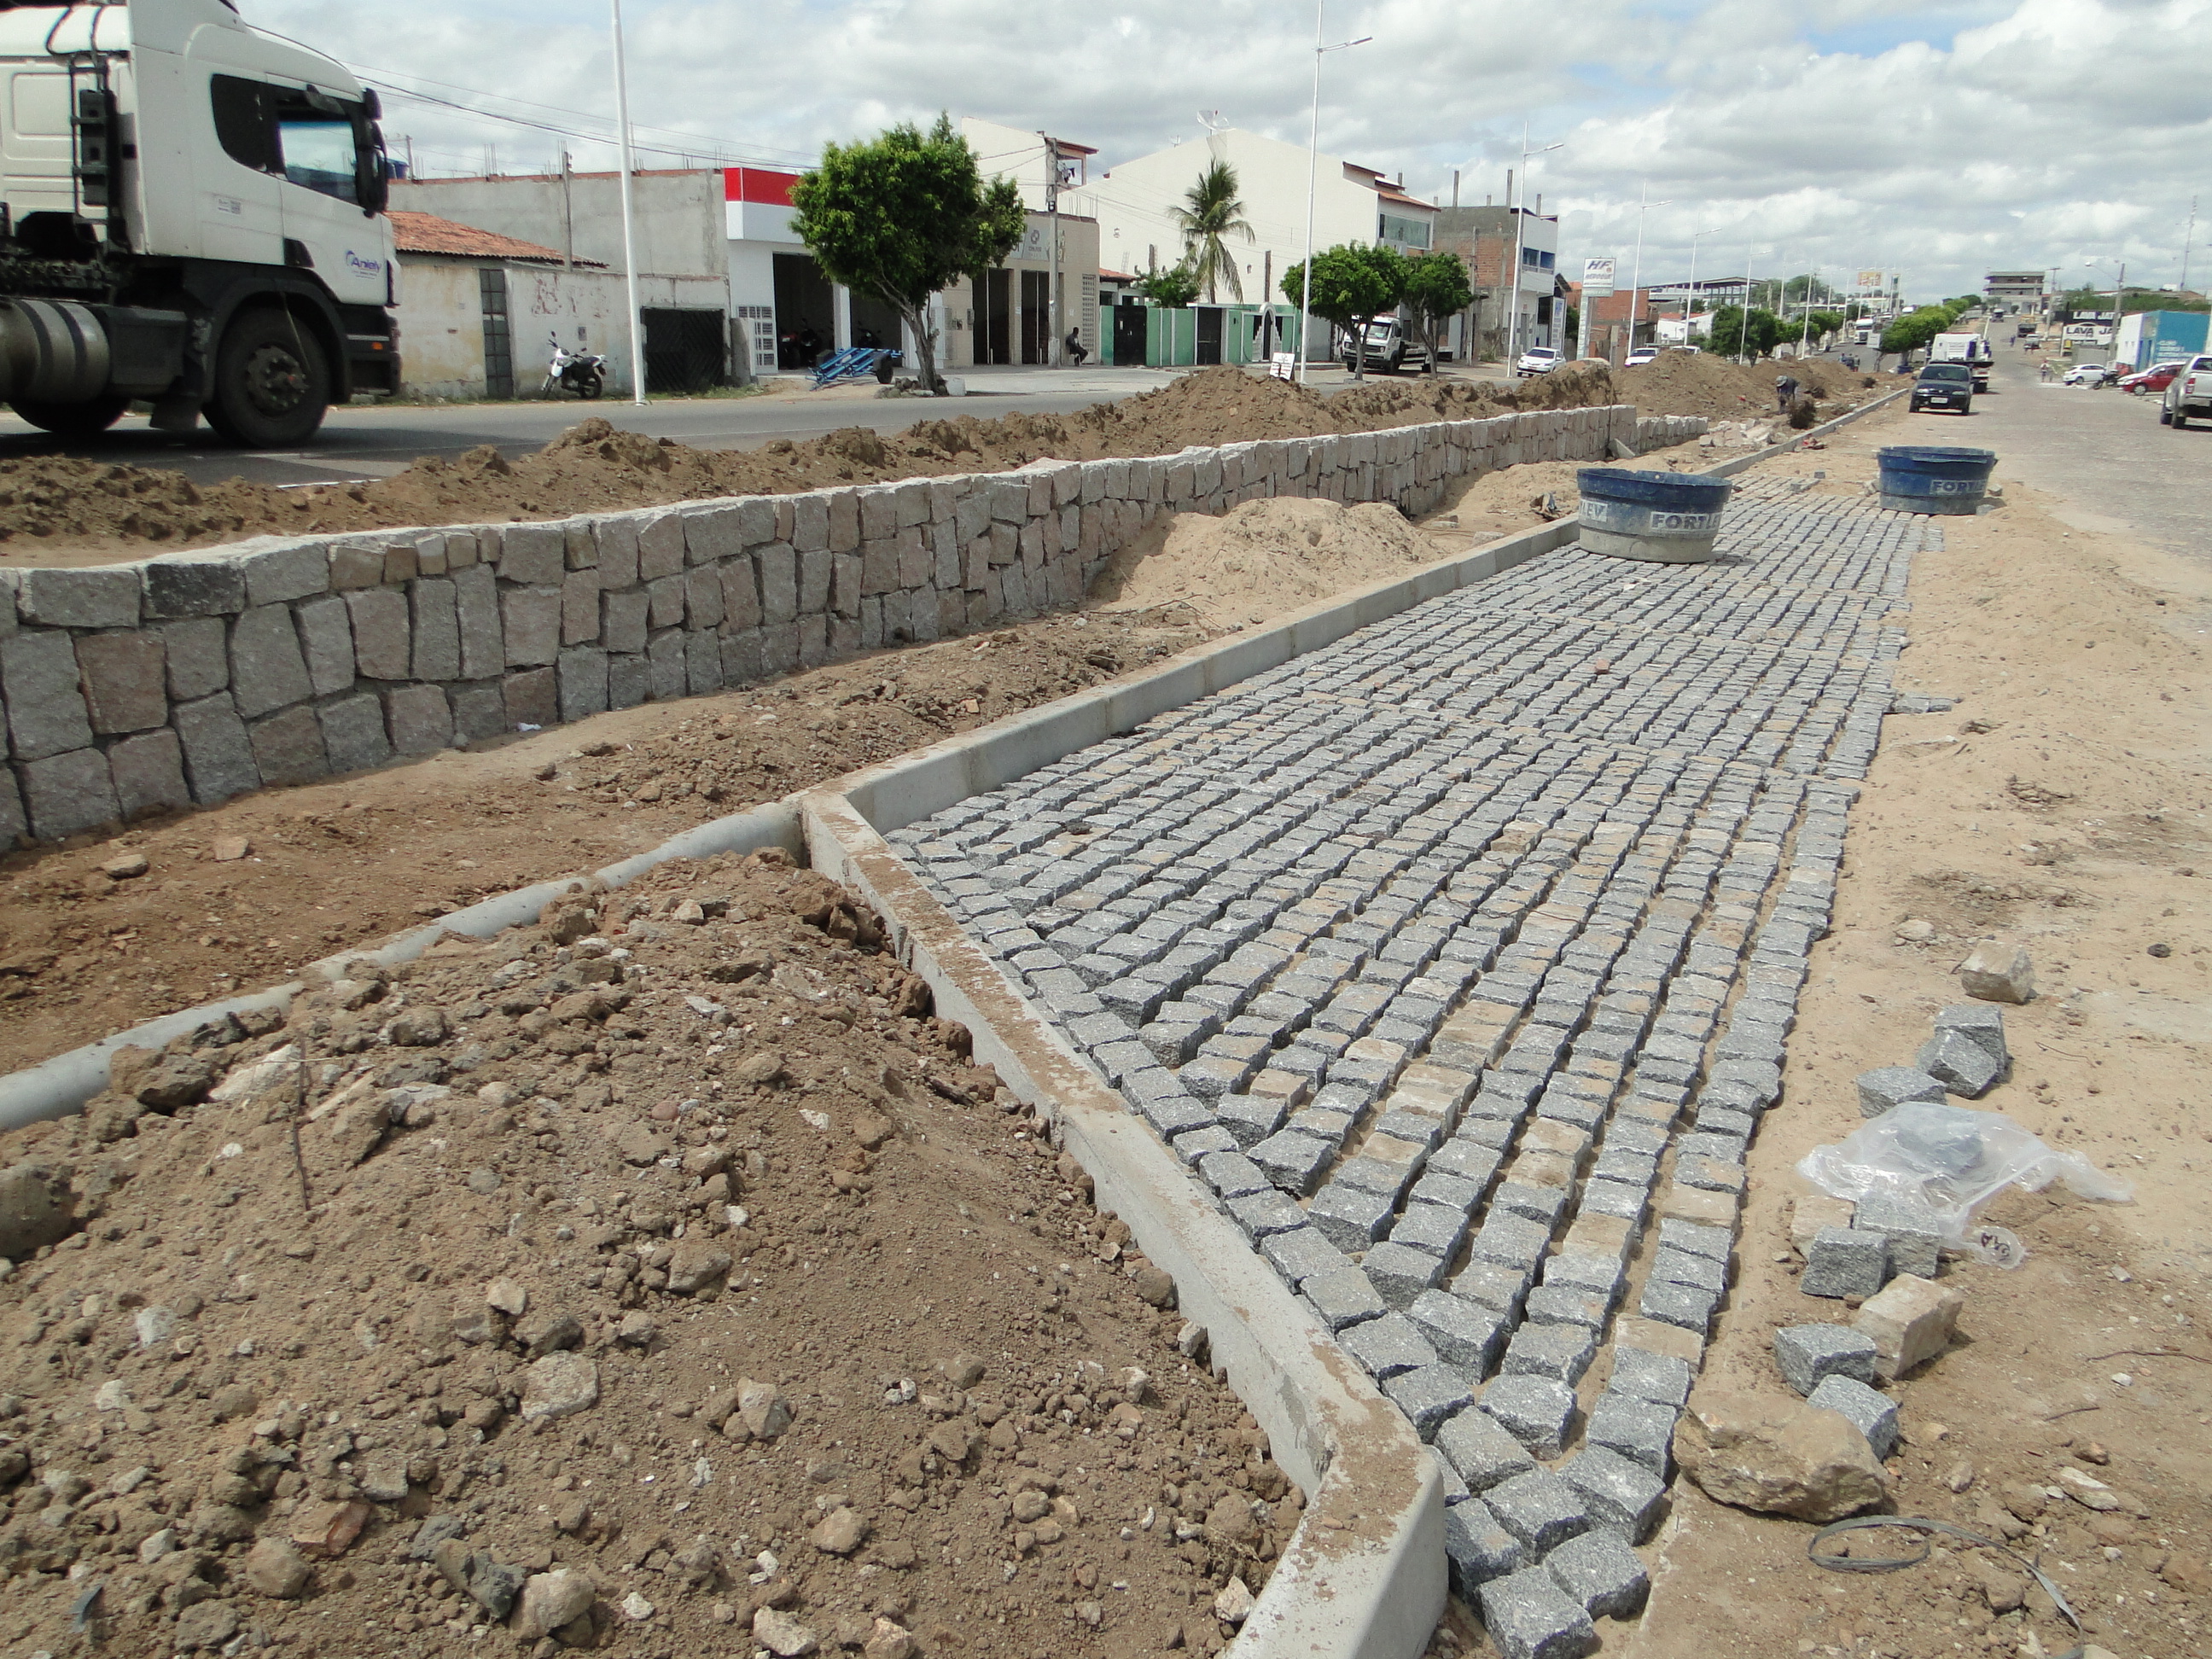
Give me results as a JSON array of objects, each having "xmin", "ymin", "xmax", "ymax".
[
  {"xmin": 1575, "ymin": 469, "xmax": 1735, "ymax": 562},
  {"xmin": 1876, "ymin": 446, "xmax": 1997, "ymax": 515}
]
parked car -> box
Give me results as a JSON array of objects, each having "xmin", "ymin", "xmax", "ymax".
[
  {"xmin": 2120, "ymin": 359, "xmax": 2190, "ymax": 396},
  {"xmin": 1909, "ymin": 361, "xmax": 1974, "ymax": 416},
  {"xmin": 2062, "ymin": 361, "xmax": 2108, "ymax": 386},
  {"xmin": 1516, "ymin": 346, "xmax": 1561, "ymax": 377},
  {"xmin": 2159, "ymin": 356, "xmax": 2212, "ymax": 428},
  {"xmin": 1625, "ymin": 346, "xmax": 1659, "ymax": 368}
]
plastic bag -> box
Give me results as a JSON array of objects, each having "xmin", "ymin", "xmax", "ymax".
[{"xmin": 1796, "ymin": 1102, "xmax": 2132, "ymax": 1268}]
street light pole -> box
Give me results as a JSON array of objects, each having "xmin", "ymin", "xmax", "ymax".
[
  {"xmin": 1686, "ymin": 225, "xmax": 1717, "ymax": 342},
  {"xmin": 1295, "ymin": 3, "xmax": 1371, "ymax": 384},
  {"xmin": 1738, "ymin": 245, "xmax": 1755, "ymax": 364},
  {"xmin": 1504, "ymin": 127, "xmax": 1563, "ymax": 371},
  {"xmin": 611, "ymin": 0, "xmax": 647, "ymax": 406},
  {"xmin": 1624, "ymin": 182, "xmax": 1670, "ymax": 362}
]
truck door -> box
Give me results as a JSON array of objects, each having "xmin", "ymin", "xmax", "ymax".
[
  {"xmin": 270, "ymin": 87, "xmax": 389, "ymax": 305},
  {"xmin": 200, "ymin": 72, "xmax": 284, "ymax": 265}
]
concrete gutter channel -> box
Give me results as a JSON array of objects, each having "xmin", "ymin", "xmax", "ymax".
[{"xmin": 0, "ymin": 384, "xmax": 1908, "ymax": 1657}]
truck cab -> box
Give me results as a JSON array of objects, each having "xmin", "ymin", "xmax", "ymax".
[
  {"xmin": 0, "ymin": 0, "xmax": 398, "ymax": 443},
  {"xmin": 1929, "ymin": 331, "xmax": 1994, "ymax": 393}
]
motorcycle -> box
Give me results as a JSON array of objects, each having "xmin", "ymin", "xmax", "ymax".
[{"xmin": 544, "ymin": 334, "xmax": 607, "ymax": 399}]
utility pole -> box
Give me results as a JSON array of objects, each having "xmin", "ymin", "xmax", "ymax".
[
  {"xmin": 1625, "ymin": 181, "xmax": 1669, "ymax": 363},
  {"xmin": 611, "ymin": 0, "xmax": 648, "ymax": 405},
  {"xmin": 1738, "ymin": 246, "xmax": 1755, "ymax": 364},
  {"xmin": 560, "ymin": 149, "xmax": 574, "ymax": 271},
  {"xmin": 2181, "ymin": 195, "xmax": 2198, "ymax": 294},
  {"xmin": 1296, "ymin": 3, "xmax": 1371, "ymax": 382},
  {"xmin": 1042, "ymin": 131, "xmax": 1062, "ymax": 368}
]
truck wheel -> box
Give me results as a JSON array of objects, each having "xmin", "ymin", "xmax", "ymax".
[
  {"xmin": 204, "ymin": 307, "xmax": 331, "ymax": 447},
  {"xmin": 10, "ymin": 395, "xmax": 129, "ymax": 438}
]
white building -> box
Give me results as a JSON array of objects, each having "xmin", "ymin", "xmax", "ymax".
[{"xmin": 1059, "ymin": 125, "xmax": 1436, "ymax": 355}]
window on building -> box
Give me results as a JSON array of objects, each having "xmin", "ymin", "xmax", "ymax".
[
  {"xmin": 1522, "ymin": 246, "xmax": 1541, "ymax": 267},
  {"xmin": 1538, "ymin": 251, "xmax": 1555, "ymax": 271},
  {"xmin": 1378, "ymin": 212, "xmax": 1432, "ymax": 250}
]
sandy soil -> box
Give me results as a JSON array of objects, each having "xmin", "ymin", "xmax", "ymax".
[
  {"xmin": 0, "ymin": 610, "xmax": 1208, "ymax": 1075},
  {"xmin": 0, "ymin": 853, "xmax": 1292, "ymax": 1657},
  {"xmin": 0, "ymin": 364, "xmax": 1630, "ymax": 567},
  {"xmin": 1625, "ymin": 406, "xmax": 2212, "ymax": 1659},
  {"xmin": 1615, "ymin": 353, "xmax": 1906, "ymax": 424}
]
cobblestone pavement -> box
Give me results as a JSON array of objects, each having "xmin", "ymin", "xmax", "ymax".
[{"xmin": 889, "ymin": 480, "xmax": 1936, "ymax": 1653}]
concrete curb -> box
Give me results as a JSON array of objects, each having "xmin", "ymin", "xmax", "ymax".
[
  {"xmin": 800, "ymin": 790, "xmax": 1445, "ymax": 1659},
  {"xmin": 0, "ymin": 802, "xmax": 800, "ymax": 1132}
]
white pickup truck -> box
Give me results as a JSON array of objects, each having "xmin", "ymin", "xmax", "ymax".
[{"xmin": 2159, "ymin": 356, "xmax": 2212, "ymax": 428}]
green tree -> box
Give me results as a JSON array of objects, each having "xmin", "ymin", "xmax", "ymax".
[
  {"xmin": 1880, "ymin": 305, "xmax": 1953, "ymax": 359},
  {"xmin": 1708, "ymin": 303, "xmax": 1784, "ymax": 359},
  {"xmin": 1401, "ymin": 251, "xmax": 1473, "ymax": 375},
  {"xmin": 790, "ymin": 114, "xmax": 1027, "ymax": 395},
  {"xmin": 1172, "ymin": 160, "xmax": 1255, "ymax": 303},
  {"xmin": 1282, "ymin": 244, "xmax": 1406, "ymax": 378},
  {"xmin": 1135, "ymin": 264, "xmax": 1200, "ymax": 308}
]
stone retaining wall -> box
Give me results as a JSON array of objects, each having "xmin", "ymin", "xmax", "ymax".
[{"xmin": 0, "ymin": 405, "xmax": 1703, "ymax": 843}]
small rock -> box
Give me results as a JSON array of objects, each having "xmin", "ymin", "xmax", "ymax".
[
  {"xmin": 1214, "ymin": 1577, "xmax": 1254, "ymax": 1626},
  {"xmin": 734, "ymin": 1377, "xmax": 791, "ymax": 1440},
  {"xmin": 211, "ymin": 835, "xmax": 250, "ymax": 863},
  {"xmin": 290, "ymin": 1498, "xmax": 373, "ymax": 1558},
  {"xmin": 620, "ymin": 1590, "xmax": 656, "ymax": 1621},
  {"xmin": 1943, "ymin": 1459, "xmax": 1976, "ymax": 1493},
  {"xmin": 811, "ymin": 1507, "xmax": 869, "ymax": 1555},
  {"xmin": 615, "ymin": 1311, "xmax": 658, "ymax": 1348},
  {"xmin": 664, "ymin": 1242, "xmax": 733, "ymax": 1295},
  {"xmin": 863, "ymin": 1616, "xmax": 915, "ymax": 1659},
  {"xmin": 485, "ymin": 1278, "xmax": 529, "ymax": 1317},
  {"xmin": 732, "ymin": 1051, "xmax": 787, "ymax": 1086},
  {"xmin": 754, "ymin": 1606, "xmax": 820, "ymax": 1656},
  {"xmin": 943, "ymin": 1352, "xmax": 987, "ymax": 1389},
  {"xmin": 1955, "ymin": 938, "xmax": 2034, "ymax": 1004},
  {"xmin": 173, "ymin": 1598, "xmax": 241, "ymax": 1650},
  {"xmin": 513, "ymin": 1308, "xmax": 584, "ymax": 1359},
  {"xmin": 244, "ymin": 1536, "xmax": 312, "ymax": 1598},
  {"xmin": 357, "ymin": 1451, "xmax": 410, "ymax": 1503},
  {"xmin": 520, "ymin": 1352, "xmax": 600, "ymax": 1423},
  {"xmin": 1978, "ymin": 1567, "xmax": 2026, "ymax": 1613},
  {"xmin": 1133, "ymin": 1266, "xmax": 1176, "ymax": 1307},
  {"xmin": 2147, "ymin": 941, "xmax": 2172, "ymax": 958},
  {"xmin": 101, "ymin": 852, "xmax": 149, "ymax": 880},
  {"xmin": 1674, "ymin": 1389, "xmax": 1889, "ymax": 1522},
  {"xmin": 1895, "ymin": 918, "xmax": 1936, "ymax": 942}
]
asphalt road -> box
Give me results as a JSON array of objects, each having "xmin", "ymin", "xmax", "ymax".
[
  {"xmin": 0, "ymin": 364, "xmax": 1188, "ymax": 490},
  {"xmin": 1885, "ymin": 339, "xmax": 2210, "ymax": 557}
]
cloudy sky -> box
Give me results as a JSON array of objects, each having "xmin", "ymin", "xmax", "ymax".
[{"xmin": 255, "ymin": 0, "xmax": 2211, "ymax": 304}]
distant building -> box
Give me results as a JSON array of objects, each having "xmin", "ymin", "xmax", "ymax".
[
  {"xmin": 387, "ymin": 211, "xmax": 619, "ymax": 399},
  {"xmin": 1431, "ymin": 205, "xmax": 1560, "ymax": 362},
  {"xmin": 1984, "ymin": 271, "xmax": 2046, "ymax": 316},
  {"xmin": 1061, "ymin": 125, "xmax": 1438, "ymax": 363}
]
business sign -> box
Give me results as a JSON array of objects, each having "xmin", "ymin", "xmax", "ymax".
[
  {"xmin": 1581, "ymin": 257, "xmax": 1615, "ymax": 297},
  {"xmin": 1856, "ymin": 268, "xmax": 1884, "ymax": 290}
]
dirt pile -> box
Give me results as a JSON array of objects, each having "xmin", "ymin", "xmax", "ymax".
[
  {"xmin": 0, "ymin": 851, "xmax": 1294, "ymax": 1658},
  {"xmin": 0, "ymin": 608, "xmax": 1210, "ymax": 1076},
  {"xmin": 1615, "ymin": 352, "xmax": 1901, "ymax": 422},
  {"xmin": 1085, "ymin": 498, "xmax": 1442, "ymax": 629},
  {"xmin": 3, "ymin": 364, "xmax": 1630, "ymax": 565}
]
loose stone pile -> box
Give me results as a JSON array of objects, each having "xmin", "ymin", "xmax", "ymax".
[{"xmin": 891, "ymin": 479, "xmax": 1934, "ymax": 1656}]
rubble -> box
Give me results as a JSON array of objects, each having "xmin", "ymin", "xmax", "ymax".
[
  {"xmin": 1673, "ymin": 1390, "xmax": 1889, "ymax": 1522},
  {"xmin": 0, "ymin": 852, "xmax": 1294, "ymax": 1656},
  {"xmin": 1955, "ymin": 938, "xmax": 2035, "ymax": 1004}
]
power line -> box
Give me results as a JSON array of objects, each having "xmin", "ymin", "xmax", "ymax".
[{"xmin": 363, "ymin": 75, "xmax": 806, "ymax": 171}]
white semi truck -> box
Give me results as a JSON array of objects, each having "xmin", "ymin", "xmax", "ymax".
[{"xmin": 0, "ymin": 0, "xmax": 396, "ymax": 444}]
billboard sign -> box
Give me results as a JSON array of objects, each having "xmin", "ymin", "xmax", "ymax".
[
  {"xmin": 1856, "ymin": 268, "xmax": 1884, "ymax": 290},
  {"xmin": 1581, "ymin": 257, "xmax": 1615, "ymax": 297}
]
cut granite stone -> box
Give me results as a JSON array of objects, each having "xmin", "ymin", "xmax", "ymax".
[
  {"xmin": 1850, "ymin": 1191, "xmax": 1944, "ymax": 1280},
  {"xmin": 1443, "ymin": 1499, "xmax": 1524, "ymax": 1600},
  {"xmin": 1775, "ymin": 1323, "xmax": 1880, "ymax": 1396},
  {"xmin": 1584, "ymin": 1389, "xmax": 1677, "ymax": 1480},
  {"xmin": 1932, "ymin": 1002, "xmax": 2006, "ymax": 1068},
  {"xmin": 1484, "ymin": 1469, "xmax": 1592, "ymax": 1554},
  {"xmin": 1342, "ymin": 1313, "xmax": 1439, "ymax": 1381},
  {"xmin": 1916, "ymin": 1027, "xmax": 2003, "ymax": 1098},
  {"xmin": 1855, "ymin": 1065, "xmax": 1947, "ymax": 1119},
  {"xmin": 1363, "ymin": 1241, "xmax": 1448, "ymax": 1310},
  {"xmin": 1605, "ymin": 1346, "xmax": 1693, "ymax": 1409},
  {"xmin": 1407, "ymin": 1289, "xmax": 1507, "ymax": 1373},
  {"xmin": 1501, "ymin": 1321, "xmax": 1598, "ymax": 1386},
  {"xmin": 1307, "ymin": 1182, "xmax": 1395, "ymax": 1253},
  {"xmin": 1543, "ymin": 1527, "xmax": 1651, "ymax": 1619},
  {"xmin": 1557, "ymin": 1447, "xmax": 1668, "ymax": 1544},
  {"xmin": 1807, "ymin": 1374, "xmax": 1899, "ymax": 1460},
  {"xmin": 1435, "ymin": 1406, "xmax": 1537, "ymax": 1493},
  {"xmin": 1302, "ymin": 1266, "xmax": 1387, "ymax": 1333},
  {"xmin": 1478, "ymin": 1568, "xmax": 1599, "ymax": 1659},
  {"xmin": 1384, "ymin": 1364, "xmax": 1478, "ymax": 1441},
  {"xmin": 1259, "ymin": 1226, "xmax": 1348, "ymax": 1287},
  {"xmin": 1481, "ymin": 1374, "xmax": 1580, "ymax": 1460},
  {"xmin": 1802, "ymin": 1227, "xmax": 1891, "ymax": 1299}
]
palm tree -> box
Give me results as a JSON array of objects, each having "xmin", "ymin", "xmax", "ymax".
[{"xmin": 1173, "ymin": 160, "xmax": 1254, "ymax": 303}]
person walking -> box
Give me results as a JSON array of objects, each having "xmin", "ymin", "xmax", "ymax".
[
  {"xmin": 2038, "ymin": 359, "xmax": 2054, "ymax": 382},
  {"xmin": 1064, "ymin": 327, "xmax": 1088, "ymax": 368}
]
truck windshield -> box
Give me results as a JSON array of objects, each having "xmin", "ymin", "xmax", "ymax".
[{"xmin": 278, "ymin": 117, "xmax": 358, "ymax": 202}]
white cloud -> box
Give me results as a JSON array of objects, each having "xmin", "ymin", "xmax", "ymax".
[{"xmin": 250, "ymin": 0, "xmax": 2212, "ymax": 300}]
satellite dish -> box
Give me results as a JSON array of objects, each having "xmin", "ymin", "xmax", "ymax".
[{"xmin": 1197, "ymin": 109, "xmax": 1227, "ymax": 132}]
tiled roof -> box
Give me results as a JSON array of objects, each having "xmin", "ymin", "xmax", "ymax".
[{"xmin": 384, "ymin": 211, "xmax": 605, "ymax": 267}]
